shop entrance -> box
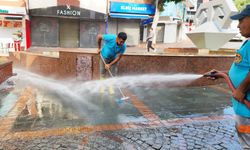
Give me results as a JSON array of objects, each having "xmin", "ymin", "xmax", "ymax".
[
  {"xmin": 156, "ymin": 23, "xmax": 164, "ymax": 42},
  {"xmin": 59, "ymin": 19, "xmax": 79, "ymax": 48}
]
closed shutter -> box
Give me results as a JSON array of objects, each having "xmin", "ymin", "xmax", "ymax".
[
  {"xmin": 59, "ymin": 19, "xmax": 79, "ymax": 48},
  {"xmin": 156, "ymin": 23, "xmax": 164, "ymax": 42}
]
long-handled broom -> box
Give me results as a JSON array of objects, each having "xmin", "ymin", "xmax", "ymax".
[{"xmin": 100, "ymin": 54, "xmax": 130, "ymax": 101}]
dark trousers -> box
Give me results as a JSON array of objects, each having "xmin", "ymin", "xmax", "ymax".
[
  {"xmin": 99, "ymin": 57, "xmax": 118, "ymax": 78},
  {"xmin": 147, "ymin": 41, "xmax": 155, "ymax": 52}
]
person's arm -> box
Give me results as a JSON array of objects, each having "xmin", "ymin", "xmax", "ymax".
[
  {"xmin": 204, "ymin": 69, "xmax": 228, "ymax": 80},
  {"xmin": 233, "ymin": 72, "xmax": 250, "ymax": 101},
  {"xmin": 105, "ymin": 54, "xmax": 123, "ymax": 70},
  {"xmin": 97, "ymin": 34, "xmax": 103, "ymax": 54}
]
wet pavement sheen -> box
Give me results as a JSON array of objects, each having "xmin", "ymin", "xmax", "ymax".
[{"xmin": 0, "ymin": 80, "xmax": 243, "ymax": 149}]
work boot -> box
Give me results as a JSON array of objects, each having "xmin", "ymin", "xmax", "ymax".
[
  {"xmin": 99, "ymin": 76, "xmax": 106, "ymax": 93},
  {"xmin": 100, "ymin": 86, "xmax": 105, "ymax": 93},
  {"xmin": 109, "ymin": 85, "xmax": 115, "ymax": 95}
]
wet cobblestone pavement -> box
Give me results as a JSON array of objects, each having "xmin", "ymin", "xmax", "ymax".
[
  {"xmin": 0, "ymin": 118, "xmax": 241, "ymax": 150},
  {"xmin": 0, "ymin": 76, "xmax": 243, "ymax": 149}
]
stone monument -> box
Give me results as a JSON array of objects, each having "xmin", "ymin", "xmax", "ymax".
[{"xmin": 186, "ymin": 0, "xmax": 238, "ymax": 50}]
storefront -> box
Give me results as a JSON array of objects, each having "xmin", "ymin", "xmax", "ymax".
[
  {"xmin": 29, "ymin": 2, "xmax": 106, "ymax": 48},
  {"xmin": 0, "ymin": 5, "xmax": 28, "ymax": 52},
  {"xmin": 108, "ymin": 1, "xmax": 155, "ymax": 46}
]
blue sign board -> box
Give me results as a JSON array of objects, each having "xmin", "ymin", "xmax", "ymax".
[
  {"xmin": 110, "ymin": 2, "xmax": 155, "ymax": 15},
  {"xmin": 141, "ymin": 17, "xmax": 153, "ymax": 25},
  {"xmin": 110, "ymin": 13, "xmax": 150, "ymax": 19}
]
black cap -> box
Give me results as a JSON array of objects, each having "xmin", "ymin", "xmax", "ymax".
[{"xmin": 230, "ymin": 5, "xmax": 250, "ymax": 20}]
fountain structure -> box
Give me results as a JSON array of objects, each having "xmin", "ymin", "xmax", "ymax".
[
  {"xmin": 186, "ymin": 0, "xmax": 238, "ymax": 50},
  {"xmin": 0, "ymin": 60, "xmax": 13, "ymax": 84}
]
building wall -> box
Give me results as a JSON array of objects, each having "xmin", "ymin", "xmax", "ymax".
[
  {"xmin": 29, "ymin": 0, "xmax": 107, "ymax": 14},
  {"xmin": 28, "ymin": 0, "xmax": 106, "ymax": 48},
  {"xmin": 80, "ymin": 21, "xmax": 105, "ymax": 48},
  {"xmin": 0, "ymin": 0, "xmax": 26, "ymax": 7},
  {"xmin": 0, "ymin": 61, "xmax": 12, "ymax": 84},
  {"xmin": 110, "ymin": 0, "xmax": 153, "ymax": 4},
  {"xmin": 79, "ymin": 0, "xmax": 107, "ymax": 13},
  {"xmin": 0, "ymin": 1, "xmax": 28, "ymax": 51},
  {"xmin": 0, "ymin": 27, "xmax": 21, "ymax": 39},
  {"xmin": 118, "ymin": 20, "xmax": 140, "ymax": 46},
  {"xmin": 30, "ymin": 16, "xmax": 105, "ymax": 48},
  {"xmin": 29, "ymin": 0, "xmax": 57, "ymax": 9},
  {"xmin": 108, "ymin": 18, "xmax": 140, "ymax": 46},
  {"xmin": 31, "ymin": 17, "xmax": 59, "ymax": 47}
]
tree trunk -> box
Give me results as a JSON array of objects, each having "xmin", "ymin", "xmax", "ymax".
[{"xmin": 151, "ymin": 0, "xmax": 159, "ymax": 44}]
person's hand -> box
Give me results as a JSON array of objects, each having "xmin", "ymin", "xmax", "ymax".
[
  {"xmin": 232, "ymin": 88, "xmax": 245, "ymax": 102},
  {"xmin": 105, "ymin": 64, "xmax": 111, "ymax": 70},
  {"xmin": 203, "ymin": 69, "xmax": 220, "ymax": 80},
  {"xmin": 97, "ymin": 48, "xmax": 101, "ymax": 54}
]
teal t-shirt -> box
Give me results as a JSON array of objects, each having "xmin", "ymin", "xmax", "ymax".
[
  {"xmin": 101, "ymin": 34, "xmax": 126, "ymax": 60},
  {"xmin": 229, "ymin": 39, "xmax": 250, "ymax": 117}
]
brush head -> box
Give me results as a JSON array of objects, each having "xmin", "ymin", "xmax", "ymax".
[
  {"xmin": 116, "ymin": 99, "xmax": 124, "ymax": 105},
  {"xmin": 120, "ymin": 97, "xmax": 130, "ymax": 101},
  {"xmin": 116, "ymin": 97, "xmax": 130, "ymax": 105}
]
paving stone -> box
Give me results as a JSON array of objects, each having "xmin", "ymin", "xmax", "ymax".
[
  {"xmin": 145, "ymin": 140, "xmax": 155, "ymax": 146},
  {"xmin": 194, "ymin": 144, "xmax": 202, "ymax": 149},
  {"xmin": 41, "ymin": 139, "xmax": 49, "ymax": 143},
  {"xmin": 53, "ymin": 144, "xmax": 61, "ymax": 149},
  {"xmin": 130, "ymin": 137, "xmax": 137, "ymax": 141},
  {"xmin": 214, "ymin": 145, "xmax": 223, "ymax": 150},
  {"xmin": 187, "ymin": 146, "xmax": 195, "ymax": 150},
  {"xmin": 146, "ymin": 147, "xmax": 155, "ymax": 150},
  {"xmin": 136, "ymin": 140, "xmax": 143, "ymax": 145},
  {"xmin": 142, "ymin": 143, "xmax": 149, "ymax": 148},
  {"xmin": 31, "ymin": 146, "xmax": 41, "ymax": 150},
  {"xmin": 161, "ymin": 144, "xmax": 171, "ymax": 150},
  {"xmin": 163, "ymin": 139, "xmax": 171, "ymax": 145},
  {"xmin": 155, "ymin": 138, "xmax": 163, "ymax": 145},
  {"xmin": 0, "ymin": 119, "xmax": 243, "ymax": 149},
  {"xmin": 152, "ymin": 143, "xmax": 162, "ymax": 149}
]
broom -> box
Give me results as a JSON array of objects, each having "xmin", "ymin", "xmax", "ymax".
[{"xmin": 100, "ymin": 54, "xmax": 130, "ymax": 101}]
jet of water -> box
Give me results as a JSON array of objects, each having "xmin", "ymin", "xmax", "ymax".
[
  {"xmin": 12, "ymin": 69, "xmax": 99, "ymax": 112},
  {"xmin": 72, "ymin": 74, "xmax": 203, "ymax": 95},
  {"xmin": 12, "ymin": 69, "xmax": 202, "ymax": 110}
]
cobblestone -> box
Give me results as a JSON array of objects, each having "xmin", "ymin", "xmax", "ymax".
[{"xmin": 0, "ymin": 119, "xmax": 243, "ymax": 150}]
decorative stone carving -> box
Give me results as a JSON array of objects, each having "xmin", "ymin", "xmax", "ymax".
[
  {"xmin": 76, "ymin": 55, "xmax": 92, "ymax": 81},
  {"xmin": 186, "ymin": 0, "xmax": 238, "ymax": 50}
]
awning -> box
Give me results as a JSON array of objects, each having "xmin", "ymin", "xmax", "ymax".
[
  {"xmin": 141, "ymin": 17, "xmax": 153, "ymax": 25},
  {"xmin": 0, "ymin": 6, "xmax": 26, "ymax": 15},
  {"xmin": 110, "ymin": 2, "xmax": 155, "ymax": 15},
  {"xmin": 110, "ymin": 13, "xmax": 150, "ymax": 19}
]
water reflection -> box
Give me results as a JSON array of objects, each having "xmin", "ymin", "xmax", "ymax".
[{"xmin": 1, "ymin": 69, "xmax": 233, "ymax": 131}]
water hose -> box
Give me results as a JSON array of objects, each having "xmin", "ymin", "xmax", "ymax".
[
  {"xmin": 203, "ymin": 72, "xmax": 250, "ymax": 109},
  {"xmin": 100, "ymin": 54, "xmax": 130, "ymax": 101}
]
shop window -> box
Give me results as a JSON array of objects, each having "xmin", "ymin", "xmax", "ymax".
[
  {"xmin": 79, "ymin": 21, "xmax": 105, "ymax": 48},
  {"xmin": 31, "ymin": 17, "xmax": 59, "ymax": 47},
  {"xmin": 3, "ymin": 21, "xmax": 12, "ymax": 28}
]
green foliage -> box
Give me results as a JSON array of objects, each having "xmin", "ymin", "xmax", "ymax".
[
  {"xmin": 234, "ymin": 0, "xmax": 250, "ymax": 11},
  {"xmin": 157, "ymin": 0, "xmax": 183, "ymax": 12}
]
